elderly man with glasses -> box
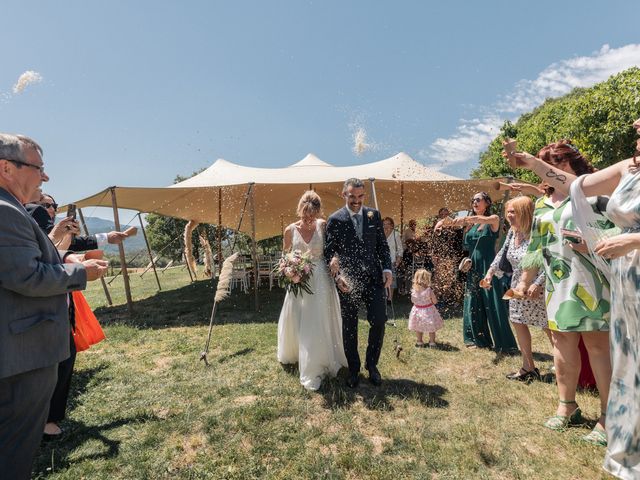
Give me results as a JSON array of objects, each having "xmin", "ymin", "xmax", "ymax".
[{"xmin": 0, "ymin": 133, "xmax": 108, "ymax": 480}]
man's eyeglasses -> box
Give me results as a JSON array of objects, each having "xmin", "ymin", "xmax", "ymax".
[
  {"xmin": 41, "ymin": 202, "xmax": 58, "ymax": 211},
  {"xmin": 3, "ymin": 159, "xmax": 46, "ymax": 174}
]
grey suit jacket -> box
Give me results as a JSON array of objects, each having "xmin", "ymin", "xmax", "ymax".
[{"xmin": 0, "ymin": 187, "xmax": 87, "ymax": 379}]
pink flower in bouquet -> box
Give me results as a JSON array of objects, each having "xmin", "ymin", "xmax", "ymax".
[
  {"xmin": 284, "ymin": 267, "xmax": 294, "ymax": 278},
  {"xmin": 291, "ymin": 256, "xmax": 301, "ymax": 266},
  {"xmin": 303, "ymin": 264, "xmax": 311, "ymax": 274},
  {"xmin": 292, "ymin": 275, "xmax": 301, "ymax": 283}
]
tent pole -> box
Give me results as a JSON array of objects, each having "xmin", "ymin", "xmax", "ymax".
[
  {"xmin": 249, "ymin": 182, "xmax": 259, "ymax": 311},
  {"xmin": 369, "ymin": 177, "xmax": 379, "ymax": 211},
  {"xmin": 110, "ymin": 188, "xmax": 134, "ymax": 315},
  {"xmin": 496, "ymin": 176, "xmax": 513, "ymax": 250},
  {"xmin": 182, "ymin": 251, "xmax": 195, "ymax": 282},
  {"xmin": 217, "ymin": 187, "xmax": 223, "ymax": 275},
  {"xmin": 230, "ymin": 184, "xmax": 254, "ymax": 253},
  {"xmin": 77, "ymin": 208, "xmax": 113, "ymax": 306},
  {"xmin": 138, "ymin": 213, "xmax": 161, "ymax": 291},
  {"xmin": 400, "ymin": 181, "xmax": 405, "ymax": 235}
]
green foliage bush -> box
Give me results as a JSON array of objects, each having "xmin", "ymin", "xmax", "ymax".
[{"xmin": 472, "ymin": 67, "xmax": 640, "ymax": 182}]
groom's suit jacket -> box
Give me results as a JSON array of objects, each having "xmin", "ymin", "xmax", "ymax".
[
  {"xmin": 0, "ymin": 187, "xmax": 87, "ymax": 379},
  {"xmin": 324, "ymin": 206, "xmax": 392, "ymax": 287}
]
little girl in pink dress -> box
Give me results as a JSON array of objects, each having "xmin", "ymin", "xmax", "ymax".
[{"xmin": 408, "ymin": 269, "xmax": 444, "ymax": 347}]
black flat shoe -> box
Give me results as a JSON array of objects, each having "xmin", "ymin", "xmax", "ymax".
[
  {"xmin": 506, "ymin": 368, "xmax": 540, "ymax": 383},
  {"xmin": 42, "ymin": 431, "xmax": 63, "ymax": 442},
  {"xmin": 346, "ymin": 372, "xmax": 360, "ymax": 388},
  {"xmin": 367, "ymin": 366, "xmax": 382, "ymax": 386}
]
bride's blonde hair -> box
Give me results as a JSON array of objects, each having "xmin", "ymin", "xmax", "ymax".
[{"xmin": 297, "ymin": 190, "xmax": 322, "ymax": 218}]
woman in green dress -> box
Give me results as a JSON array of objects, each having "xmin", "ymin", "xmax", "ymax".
[
  {"xmin": 438, "ymin": 192, "xmax": 517, "ymax": 351},
  {"xmin": 508, "ymin": 140, "xmax": 613, "ymax": 446}
]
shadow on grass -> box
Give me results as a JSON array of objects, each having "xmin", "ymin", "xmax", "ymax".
[
  {"xmin": 66, "ymin": 364, "xmax": 110, "ymax": 414},
  {"xmin": 320, "ymin": 376, "xmax": 449, "ymax": 412},
  {"xmin": 491, "ymin": 349, "xmax": 521, "ymax": 365},
  {"xmin": 432, "ymin": 342, "xmax": 460, "ymax": 352},
  {"xmin": 532, "ymin": 351, "xmax": 554, "ymax": 362},
  {"xmin": 94, "ymin": 280, "xmax": 286, "ymax": 329},
  {"xmin": 33, "ymin": 413, "xmax": 160, "ymax": 478},
  {"xmin": 217, "ymin": 347, "xmax": 255, "ymax": 364}
]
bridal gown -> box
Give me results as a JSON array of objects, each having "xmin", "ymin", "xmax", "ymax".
[{"xmin": 277, "ymin": 222, "xmax": 348, "ymax": 390}]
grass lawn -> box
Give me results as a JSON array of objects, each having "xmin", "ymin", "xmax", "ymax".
[{"xmin": 33, "ymin": 267, "xmax": 611, "ymax": 479}]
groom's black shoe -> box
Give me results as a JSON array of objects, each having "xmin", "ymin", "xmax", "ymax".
[
  {"xmin": 346, "ymin": 372, "xmax": 360, "ymax": 388},
  {"xmin": 367, "ymin": 366, "xmax": 382, "ymax": 386}
]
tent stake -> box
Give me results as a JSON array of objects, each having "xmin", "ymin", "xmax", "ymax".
[
  {"xmin": 110, "ymin": 188, "xmax": 134, "ymax": 315},
  {"xmin": 78, "ymin": 208, "xmax": 113, "ymax": 306},
  {"xmin": 138, "ymin": 213, "xmax": 161, "ymax": 291}
]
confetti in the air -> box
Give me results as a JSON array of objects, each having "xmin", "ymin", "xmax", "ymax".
[
  {"xmin": 13, "ymin": 71, "xmax": 43, "ymax": 94},
  {"xmin": 352, "ymin": 127, "xmax": 371, "ymax": 156}
]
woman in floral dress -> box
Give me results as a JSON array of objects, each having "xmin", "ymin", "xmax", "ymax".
[
  {"xmin": 482, "ymin": 196, "xmax": 548, "ymax": 382},
  {"xmin": 508, "ymin": 140, "xmax": 613, "ymax": 446}
]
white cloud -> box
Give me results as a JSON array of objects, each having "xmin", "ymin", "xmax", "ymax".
[
  {"xmin": 426, "ymin": 43, "xmax": 640, "ymax": 168},
  {"xmin": 12, "ymin": 70, "xmax": 43, "ymax": 94}
]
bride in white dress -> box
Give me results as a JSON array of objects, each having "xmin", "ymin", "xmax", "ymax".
[{"xmin": 277, "ymin": 191, "xmax": 348, "ymax": 390}]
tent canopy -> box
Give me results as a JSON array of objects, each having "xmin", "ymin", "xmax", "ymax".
[{"xmin": 67, "ymin": 153, "xmax": 511, "ymax": 240}]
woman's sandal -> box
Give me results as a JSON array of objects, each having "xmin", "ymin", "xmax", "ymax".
[
  {"xmin": 543, "ymin": 400, "xmax": 582, "ymax": 431},
  {"xmin": 506, "ymin": 368, "xmax": 541, "ymax": 383},
  {"xmin": 415, "ymin": 342, "xmax": 425, "ymax": 348},
  {"xmin": 582, "ymin": 427, "xmax": 607, "ymax": 446},
  {"xmin": 582, "ymin": 414, "xmax": 607, "ymax": 446}
]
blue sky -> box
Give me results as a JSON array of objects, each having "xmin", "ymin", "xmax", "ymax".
[{"xmin": 2, "ymin": 1, "xmax": 640, "ymax": 220}]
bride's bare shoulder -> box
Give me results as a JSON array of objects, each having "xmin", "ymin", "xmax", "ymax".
[{"xmin": 316, "ymin": 219, "xmax": 327, "ymax": 229}]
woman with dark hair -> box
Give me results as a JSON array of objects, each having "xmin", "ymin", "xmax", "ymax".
[
  {"xmin": 506, "ymin": 140, "xmax": 613, "ymax": 447},
  {"xmin": 436, "ymin": 192, "xmax": 516, "ymax": 351},
  {"xmin": 509, "ymin": 126, "xmax": 640, "ymax": 477}
]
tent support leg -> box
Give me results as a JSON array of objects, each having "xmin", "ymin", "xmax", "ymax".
[
  {"xmin": 217, "ymin": 187, "xmax": 223, "ymax": 275},
  {"xmin": 369, "ymin": 178, "xmax": 379, "ymax": 210},
  {"xmin": 110, "ymin": 188, "xmax": 134, "ymax": 315},
  {"xmin": 138, "ymin": 213, "xmax": 161, "ymax": 291},
  {"xmin": 249, "ymin": 182, "xmax": 259, "ymax": 311},
  {"xmin": 496, "ymin": 176, "xmax": 513, "ymax": 249},
  {"xmin": 78, "ymin": 208, "xmax": 113, "ymax": 306},
  {"xmin": 400, "ymin": 181, "xmax": 404, "ymax": 235}
]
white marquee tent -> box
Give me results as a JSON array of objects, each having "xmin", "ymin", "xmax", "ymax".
[{"xmin": 70, "ymin": 152, "xmax": 509, "ymax": 240}]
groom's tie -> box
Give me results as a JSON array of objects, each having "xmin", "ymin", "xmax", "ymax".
[{"xmin": 353, "ymin": 213, "xmax": 362, "ymax": 240}]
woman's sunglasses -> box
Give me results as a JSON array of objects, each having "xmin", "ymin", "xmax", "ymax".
[{"xmin": 41, "ymin": 202, "xmax": 58, "ymax": 210}]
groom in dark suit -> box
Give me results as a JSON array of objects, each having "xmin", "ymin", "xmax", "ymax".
[{"xmin": 325, "ymin": 178, "xmax": 392, "ymax": 388}]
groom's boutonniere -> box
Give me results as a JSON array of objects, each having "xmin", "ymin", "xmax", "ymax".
[{"xmin": 367, "ymin": 211, "xmax": 374, "ymax": 219}]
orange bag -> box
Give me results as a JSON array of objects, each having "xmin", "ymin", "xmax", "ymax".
[{"xmin": 72, "ymin": 291, "xmax": 105, "ymax": 352}]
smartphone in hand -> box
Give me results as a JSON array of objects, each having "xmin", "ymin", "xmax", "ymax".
[
  {"xmin": 560, "ymin": 228, "xmax": 582, "ymax": 244},
  {"xmin": 67, "ymin": 204, "xmax": 77, "ymax": 220}
]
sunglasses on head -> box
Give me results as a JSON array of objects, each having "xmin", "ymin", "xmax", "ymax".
[{"xmin": 42, "ymin": 202, "xmax": 58, "ymax": 210}]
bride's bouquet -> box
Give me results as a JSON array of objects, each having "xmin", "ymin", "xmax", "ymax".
[{"xmin": 274, "ymin": 250, "xmax": 314, "ymax": 297}]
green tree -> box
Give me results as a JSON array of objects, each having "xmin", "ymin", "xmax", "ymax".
[{"xmin": 472, "ymin": 67, "xmax": 640, "ymax": 182}]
